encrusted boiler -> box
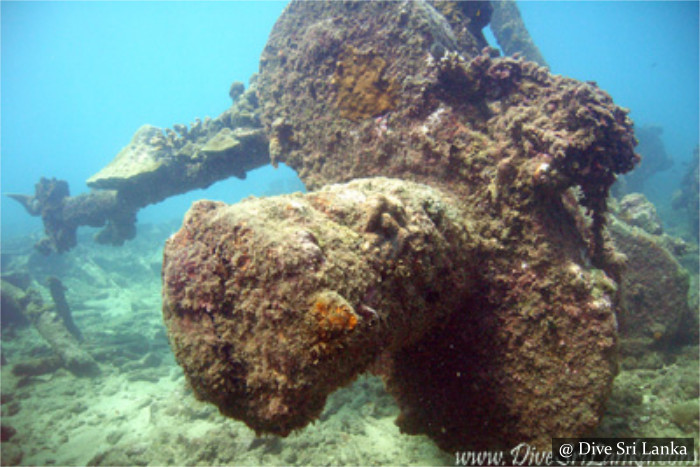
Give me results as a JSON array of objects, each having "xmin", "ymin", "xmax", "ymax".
[{"xmin": 162, "ymin": 0, "xmax": 639, "ymax": 451}]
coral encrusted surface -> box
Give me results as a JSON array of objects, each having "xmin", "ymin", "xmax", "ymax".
[{"xmin": 162, "ymin": 0, "xmax": 640, "ymax": 452}]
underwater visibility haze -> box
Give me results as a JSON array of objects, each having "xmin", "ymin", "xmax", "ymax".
[
  {"xmin": 1, "ymin": 1, "xmax": 698, "ymax": 465},
  {"xmin": 1, "ymin": 1, "xmax": 295, "ymax": 239}
]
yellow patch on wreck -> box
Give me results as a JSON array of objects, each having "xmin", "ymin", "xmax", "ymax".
[{"xmin": 332, "ymin": 46, "xmax": 398, "ymax": 121}]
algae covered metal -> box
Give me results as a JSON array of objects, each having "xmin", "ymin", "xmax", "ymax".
[{"xmin": 162, "ymin": 0, "xmax": 639, "ymax": 452}]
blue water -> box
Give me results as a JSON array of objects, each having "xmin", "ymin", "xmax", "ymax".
[
  {"xmin": 517, "ymin": 1, "xmax": 699, "ymax": 212},
  {"xmin": 2, "ymin": 1, "xmax": 698, "ymax": 241},
  {"xmin": 1, "ymin": 1, "xmax": 290, "ymax": 239}
]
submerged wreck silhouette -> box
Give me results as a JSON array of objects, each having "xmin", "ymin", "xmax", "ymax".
[{"xmin": 10, "ymin": 0, "xmax": 655, "ymax": 454}]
